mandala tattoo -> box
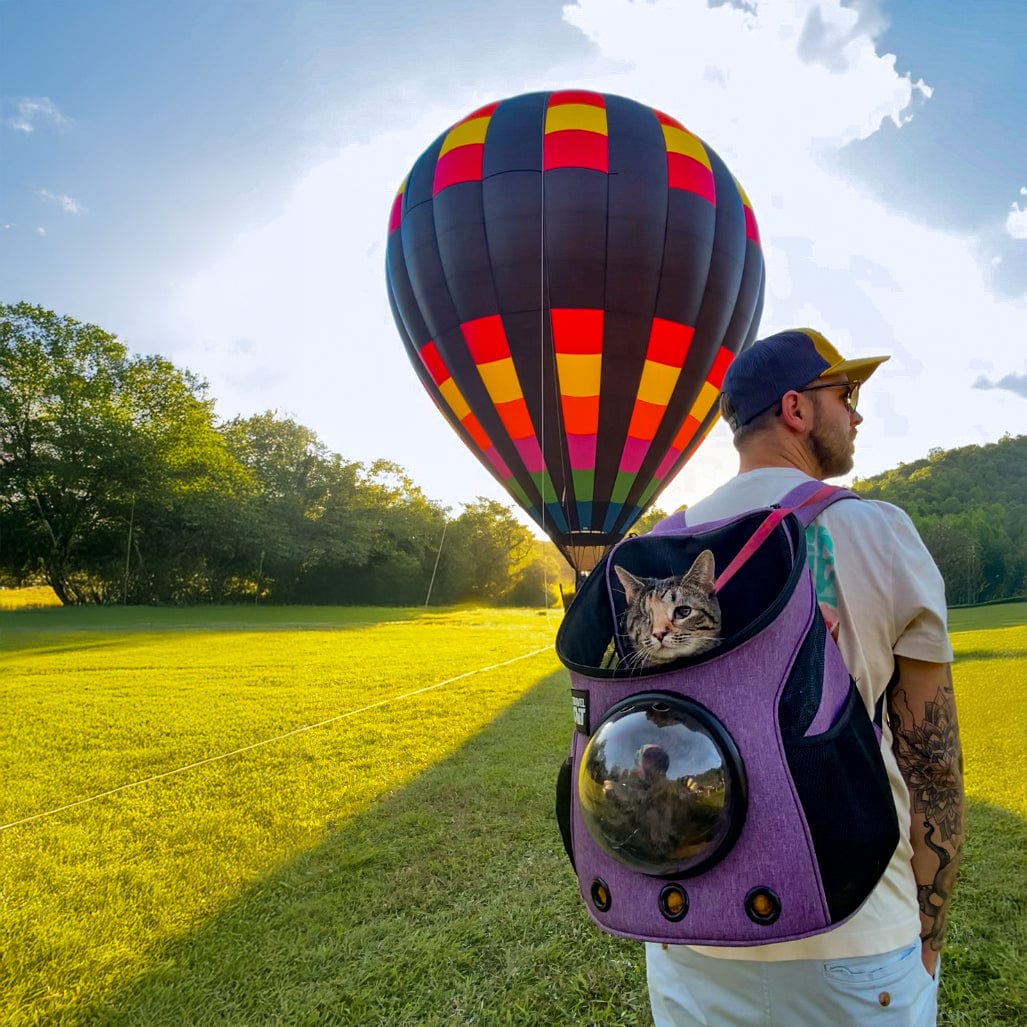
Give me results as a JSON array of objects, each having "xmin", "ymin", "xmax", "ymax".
[{"xmin": 889, "ymin": 676, "xmax": 963, "ymax": 953}]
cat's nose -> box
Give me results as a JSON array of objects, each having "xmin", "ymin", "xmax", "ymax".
[{"xmin": 652, "ymin": 629, "xmax": 667, "ymax": 641}]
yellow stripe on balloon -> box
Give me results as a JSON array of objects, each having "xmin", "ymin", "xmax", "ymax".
[
  {"xmin": 438, "ymin": 378, "xmax": 471, "ymax": 421},
  {"xmin": 636, "ymin": 359, "xmax": 681, "ymax": 407},
  {"xmin": 477, "ymin": 358, "xmax": 524, "ymax": 405},
  {"xmin": 555, "ymin": 353, "xmax": 602, "ymax": 396},
  {"xmin": 690, "ymin": 381, "xmax": 719, "ymax": 421},
  {"xmin": 545, "ymin": 103, "xmax": 608, "ymax": 135},
  {"xmin": 438, "ymin": 115, "xmax": 492, "ymax": 157},
  {"xmin": 662, "ymin": 126, "xmax": 711, "ymax": 168}
]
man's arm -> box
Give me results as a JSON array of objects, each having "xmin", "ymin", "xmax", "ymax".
[{"xmin": 888, "ymin": 655, "xmax": 965, "ymax": 976}]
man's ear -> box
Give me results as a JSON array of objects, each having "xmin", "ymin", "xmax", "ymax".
[{"xmin": 777, "ymin": 390, "xmax": 809, "ymax": 431}]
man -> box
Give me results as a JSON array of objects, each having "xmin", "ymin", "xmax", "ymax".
[{"xmin": 646, "ymin": 328, "xmax": 964, "ymax": 1026}]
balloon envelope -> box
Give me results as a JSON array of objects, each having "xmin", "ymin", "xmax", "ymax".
[{"xmin": 386, "ymin": 90, "xmax": 764, "ymax": 573}]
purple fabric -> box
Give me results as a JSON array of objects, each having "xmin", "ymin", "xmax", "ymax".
[{"xmin": 570, "ymin": 573, "xmax": 834, "ymax": 945}]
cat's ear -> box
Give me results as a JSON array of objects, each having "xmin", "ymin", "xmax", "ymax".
[
  {"xmin": 688, "ymin": 549, "xmax": 717, "ymax": 593},
  {"xmin": 614, "ymin": 564, "xmax": 645, "ymax": 602}
]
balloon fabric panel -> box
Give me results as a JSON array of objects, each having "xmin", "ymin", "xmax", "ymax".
[{"xmin": 385, "ymin": 91, "xmax": 765, "ymax": 573}]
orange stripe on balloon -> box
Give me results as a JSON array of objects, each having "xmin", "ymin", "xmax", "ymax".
[
  {"xmin": 494, "ymin": 397, "xmax": 534, "ymax": 440},
  {"xmin": 462, "ymin": 414, "xmax": 492, "ymax": 451},
  {"xmin": 419, "ymin": 342, "xmax": 448, "ymax": 387},
  {"xmin": 561, "ymin": 394, "xmax": 600, "ymax": 434},
  {"xmin": 627, "ymin": 400, "xmax": 665, "ymax": 441},
  {"xmin": 671, "ymin": 414, "xmax": 702, "ymax": 450}
]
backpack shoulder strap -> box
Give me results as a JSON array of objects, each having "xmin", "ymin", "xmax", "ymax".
[
  {"xmin": 778, "ymin": 481, "xmax": 859, "ymax": 527},
  {"xmin": 713, "ymin": 483, "xmax": 858, "ymax": 592}
]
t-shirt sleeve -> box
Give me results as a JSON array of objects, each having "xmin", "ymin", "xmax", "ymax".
[{"xmin": 881, "ymin": 503, "xmax": 954, "ymax": 664}]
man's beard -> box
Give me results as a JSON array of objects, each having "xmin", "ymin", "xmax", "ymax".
[{"xmin": 808, "ymin": 417, "xmax": 854, "ymax": 478}]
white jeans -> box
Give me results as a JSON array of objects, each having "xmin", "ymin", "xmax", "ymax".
[{"xmin": 646, "ymin": 940, "xmax": 940, "ymax": 1026}]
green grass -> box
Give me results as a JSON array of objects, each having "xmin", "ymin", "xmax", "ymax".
[{"xmin": 0, "ymin": 600, "xmax": 1024, "ymax": 1024}]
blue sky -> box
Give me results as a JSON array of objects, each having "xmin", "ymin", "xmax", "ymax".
[{"xmin": 2, "ymin": 0, "xmax": 1025, "ymax": 524}]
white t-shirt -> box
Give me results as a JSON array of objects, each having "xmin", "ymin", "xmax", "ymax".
[{"xmin": 675, "ymin": 467, "xmax": 953, "ymax": 961}]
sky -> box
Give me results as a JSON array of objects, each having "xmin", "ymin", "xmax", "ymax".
[{"xmin": 2, "ymin": 0, "xmax": 1025, "ymax": 533}]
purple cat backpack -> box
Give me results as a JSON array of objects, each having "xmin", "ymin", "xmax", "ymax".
[{"xmin": 554, "ymin": 481, "xmax": 899, "ymax": 946}]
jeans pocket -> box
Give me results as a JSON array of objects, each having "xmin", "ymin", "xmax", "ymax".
[{"xmin": 823, "ymin": 941, "xmax": 921, "ymax": 989}]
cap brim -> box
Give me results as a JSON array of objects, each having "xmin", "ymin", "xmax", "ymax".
[{"xmin": 822, "ymin": 354, "xmax": 890, "ymax": 383}]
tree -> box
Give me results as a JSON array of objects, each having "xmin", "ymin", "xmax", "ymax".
[
  {"xmin": 0, "ymin": 303, "xmax": 249, "ymax": 603},
  {"xmin": 430, "ymin": 498, "xmax": 536, "ymax": 604}
]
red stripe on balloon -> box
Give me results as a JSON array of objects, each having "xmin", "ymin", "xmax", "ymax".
[
  {"xmin": 646, "ymin": 318, "xmax": 694, "ymax": 367},
  {"xmin": 653, "ymin": 109, "xmax": 684, "ymax": 130},
  {"xmin": 433, "ymin": 144, "xmax": 485, "ymax": 195},
  {"xmin": 744, "ymin": 205, "xmax": 760, "ymax": 244},
  {"xmin": 461, "ymin": 314, "xmax": 510, "ymax": 364},
  {"xmin": 548, "ymin": 90, "xmax": 605, "ymax": 108},
  {"xmin": 667, "ymin": 153, "xmax": 715, "ymax": 203},
  {"xmin": 544, "ymin": 130, "xmax": 608, "ymax": 172},
  {"xmin": 709, "ymin": 346, "xmax": 734, "ymax": 388},
  {"xmin": 388, "ymin": 190, "xmax": 404, "ymax": 233},
  {"xmin": 551, "ymin": 308, "xmax": 604, "ymax": 352},
  {"xmin": 418, "ymin": 342, "xmax": 448, "ymax": 387}
]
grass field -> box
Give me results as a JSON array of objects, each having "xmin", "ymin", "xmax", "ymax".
[{"xmin": 1, "ymin": 598, "xmax": 1024, "ymax": 1025}]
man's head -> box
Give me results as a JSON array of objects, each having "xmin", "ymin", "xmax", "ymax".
[{"xmin": 719, "ymin": 328, "xmax": 889, "ymax": 478}]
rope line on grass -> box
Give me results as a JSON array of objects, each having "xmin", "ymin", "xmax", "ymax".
[{"xmin": 0, "ymin": 645, "xmax": 555, "ymax": 832}]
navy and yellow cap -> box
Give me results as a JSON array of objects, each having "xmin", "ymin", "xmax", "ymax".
[{"xmin": 721, "ymin": 328, "xmax": 889, "ymax": 430}]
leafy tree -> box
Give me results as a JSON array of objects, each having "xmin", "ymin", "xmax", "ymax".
[{"xmin": 0, "ymin": 303, "xmax": 249, "ymax": 603}]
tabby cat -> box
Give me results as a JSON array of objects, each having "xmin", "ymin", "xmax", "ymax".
[{"xmin": 613, "ymin": 550, "xmax": 721, "ymax": 669}]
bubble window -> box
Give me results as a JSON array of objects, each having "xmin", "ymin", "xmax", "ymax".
[{"xmin": 578, "ymin": 692, "xmax": 747, "ymax": 876}]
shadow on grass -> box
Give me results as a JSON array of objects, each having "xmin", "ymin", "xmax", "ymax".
[
  {"xmin": 955, "ymin": 648, "xmax": 1027, "ymax": 663},
  {"xmin": 69, "ymin": 676, "xmax": 1027, "ymax": 1027},
  {"xmin": 73, "ymin": 669, "xmax": 647, "ymax": 1027},
  {"xmin": 0, "ymin": 606, "xmax": 426, "ymax": 655}
]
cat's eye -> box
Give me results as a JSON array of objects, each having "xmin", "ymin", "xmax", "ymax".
[{"xmin": 673, "ymin": 606, "xmax": 692, "ymax": 619}]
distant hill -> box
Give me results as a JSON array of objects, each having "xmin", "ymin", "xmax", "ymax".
[{"xmin": 852, "ymin": 434, "xmax": 1027, "ymax": 605}]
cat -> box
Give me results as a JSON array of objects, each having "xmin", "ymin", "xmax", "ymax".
[{"xmin": 613, "ymin": 550, "xmax": 721, "ymax": 669}]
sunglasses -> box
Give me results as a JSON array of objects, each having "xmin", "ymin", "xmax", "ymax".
[{"xmin": 796, "ymin": 380, "xmax": 861, "ymax": 413}]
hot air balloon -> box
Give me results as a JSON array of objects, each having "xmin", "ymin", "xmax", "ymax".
[{"xmin": 386, "ymin": 90, "xmax": 764, "ymax": 575}]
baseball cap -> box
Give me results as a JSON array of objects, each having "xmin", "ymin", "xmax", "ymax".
[{"xmin": 720, "ymin": 328, "xmax": 890, "ymax": 430}]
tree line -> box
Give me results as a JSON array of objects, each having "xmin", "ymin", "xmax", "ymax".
[
  {"xmin": 0, "ymin": 303, "xmax": 571, "ymax": 606},
  {"xmin": 3, "ymin": 303, "xmax": 1023, "ymax": 608},
  {"xmin": 851, "ymin": 434, "xmax": 1027, "ymax": 606}
]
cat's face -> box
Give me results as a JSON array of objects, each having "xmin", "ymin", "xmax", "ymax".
[{"xmin": 614, "ymin": 550, "xmax": 720, "ymax": 669}]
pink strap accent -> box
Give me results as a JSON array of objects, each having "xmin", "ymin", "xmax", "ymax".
[{"xmin": 714, "ymin": 484, "xmax": 837, "ymax": 592}]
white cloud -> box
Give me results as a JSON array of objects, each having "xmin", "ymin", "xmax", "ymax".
[
  {"xmin": 1006, "ymin": 187, "xmax": 1027, "ymax": 240},
  {"xmin": 37, "ymin": 189, "xmax": 87, "ymax": 215},
  {"xmin": 35, "ymin": 227, "xmax": 46, "ymax": 236},
  {"xmin": 163, "ymin": 0, "xmax": 1027, "ymax": 519},
  {"xmin": 6, "ymin": 97, "xmax": 70, "ymax": 133}
]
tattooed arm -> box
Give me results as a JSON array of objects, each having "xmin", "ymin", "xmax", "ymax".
[{"xmin": 888, "ymin": 655, "xmax": 965, "ymax": 976}]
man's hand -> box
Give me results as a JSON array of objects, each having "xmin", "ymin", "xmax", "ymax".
[{"xmin": 888, "ymin": 656, "xmax": 964, "ymax": 976}]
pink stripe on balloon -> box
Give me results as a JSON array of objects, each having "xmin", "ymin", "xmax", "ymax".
[
  {"xmin": 619, "ymin": 436, "xmax": 650, "ymax": 474},
  {"xmin": 655, "ymin": 448, "xmax": 681, "ymax": 479},
  {"xmin": 566, "ymin": 433, "xmax": 597, "ymax": 470},
  {"xmin": 513, "ymin": 436, "xmax": 545, "ymax": 473},
  {"xmin": 484, "ymin": 447, "xmax": 512, "ymax": 479}
]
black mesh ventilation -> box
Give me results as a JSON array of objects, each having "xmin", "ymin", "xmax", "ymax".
[{"xmin": 784, "ymin": 683, "xmax": 900, "ymax": 921}]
